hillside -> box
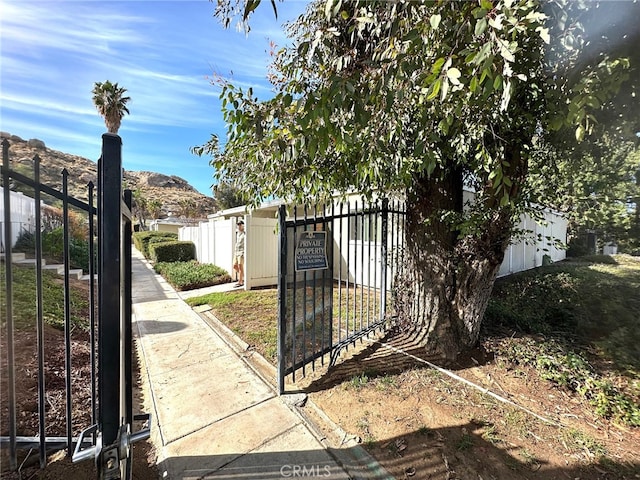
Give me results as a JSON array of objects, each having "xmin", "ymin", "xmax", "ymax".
[{"xmin": 1, "ymin": 132, "xmax": 217, "ymax": 219}]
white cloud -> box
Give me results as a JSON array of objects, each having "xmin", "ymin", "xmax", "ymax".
[{"xmin": 0, "ymin": 0, "xmax": 310, "ymax": 194}]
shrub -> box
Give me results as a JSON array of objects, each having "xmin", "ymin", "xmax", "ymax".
[
  {"xmin": 154, "ymin": 261, "xmax": 230, "ymax": 290},
  {"xmin": 69, "ymin": 238, "xmax": 96, "ymax": 273},
  {"xmin": 13, "ymin": 229, "xmax": 36, "ymax": 254},
  {"xmin": 12, "ymin": 227, "xmax": 95, "ymax": 273},
  {"xmin": 42, "ymin": 227, "xmax": 64, "ymax": 259},
  {"xmin": 133, "ymin": 231, "xmax": 178, "ymax": 258},
  {"xmin": 150, "ymin": 241, "xmax": 195, "ymax": 263}
]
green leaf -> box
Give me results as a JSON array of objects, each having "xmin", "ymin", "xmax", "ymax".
[
  {"xmin": 575, "ymin": 124, "xmax": 585, "ymax": 142},
  {"xmin": 536, "ymin": 26, "xmax": 550, "ymax": 44},
  {"xmin": 446, "ymin": 67, "xmax": 462, "ymax": 85},
  {"xmin": 430, "ymin": 14, "xmax": 441, "ymax": 30},
  {"xmin": 475, "ymin": 18, "xmax": 487, "ymax": 36},
  {"xmin": 470, "ymin": 76, "xmax": 478, "ymax": 93},
  {"xmin": 549, "ymin": 115, "xmax": 564, "ymax": 130},
  {"xmin": 243, "ymin": 0, "xmax": 259, "ymax": 20},
  {"xmin": 432, "ymin": 57, "xmax": 446, "ymax": 73},
  {"xmin": 438, "ymin": 118, "xmax": 449, "ymax": 135},
  {"xmin": 493, "ymin": 74, "xmax": 503, "ymax": 90},
  {"xmin": 472, "ymin": 7, "xmax": 488, "ymax": 19},
  {"xmin": 498, "ymin": 39, "xmax": 515, "ymax": 63},
  {"xmin": 585, "ymin": 95, "xmax": 601, "ymax": 109},
  {"xmin": 427, "ymin": 78, "xmax": 442, "ymax": 100},
  {"xmin": 440, "ymin": 78, "xmax": 449, "ymax": 101},
  {"xmin": 488, "ymin": 14, "xmax": 503, "ymax": 30},
  {"xmin": 473, "ymin": 43, "xmax": 491, "ymax": 65},
  {"xmin": 325, "ymin": 0, "xmax": 334, "ymax": 20}
]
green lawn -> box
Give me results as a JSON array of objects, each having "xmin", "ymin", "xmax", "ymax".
[
  {"xmin": 0, "ymin": 263, "xmax": 90, "ymax": 331},
  {"xmin": 484, "ymin": 254, "xmax": 640, "ymax": 426}
]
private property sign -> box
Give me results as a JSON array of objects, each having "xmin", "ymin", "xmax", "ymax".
[{"xmin": 295, "ymin": 231, "xmax": 328, "ymax": 272}]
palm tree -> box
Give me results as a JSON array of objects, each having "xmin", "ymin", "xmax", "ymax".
[{"xmin": 91, "ymin": 80, "xmax": 131, "ymax": 134}]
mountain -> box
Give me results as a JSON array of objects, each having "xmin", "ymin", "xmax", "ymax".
[{"xmin": 1, "ymin": 132, "xmax": 217, "ymax": 220}]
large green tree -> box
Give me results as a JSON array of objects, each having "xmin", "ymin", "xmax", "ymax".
[
  {"xmin": 533, "ymin": 134, "xmax": 640, "ymax": 254},
  {"xmin": 199, "ymin": 0, "xmax": 638, "ymax": 359},
  {"xmin": 91, "ymin": 80, "xmax": 131, "ymax": 134},
  {"xmin": 212, "ymin": 181, "xmax": 245, "ymax": 210}
]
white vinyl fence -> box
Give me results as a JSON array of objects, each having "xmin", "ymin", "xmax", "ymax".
[
  {"xmin": 0, "ymin": 187, "xmax": 37, "ymax": 251},
  {"xmin": 180, "ymin": 215, "xmax": 279, "ymax": 289},
  {"xmin": 497, "ymin": 209, "xmax": 567, "ymax": 277},
  {"xmin": 181, "ymin": 203, "xmax": 567, "ymax": 290},
  {"xmin": 245, "ymin": 217, "xmax": 279, "ymax": 289},
  {"xmin": 179, "ymin": 218, "xmax": 235, "ymax": 276}
]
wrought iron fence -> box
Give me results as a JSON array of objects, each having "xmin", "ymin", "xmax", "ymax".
[
  {"xmin": 277, "ymin": 198, "xmax": 405, "ymax": 393},
  {"xmin": 1, "ymin": 135, "xmax": 149, "ymax": 479}
]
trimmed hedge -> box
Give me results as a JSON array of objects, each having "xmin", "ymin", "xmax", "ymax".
[
  {"xmin": 133, "ymin": 231, "xmax": 178, "ymax": 259},
  {"xmin": 153, "ymin": 261, "xmax": 231, "ymax": 291},
  {"xmin": 150, "ymin": 240, "xmax": 196, "ymax": 263}
]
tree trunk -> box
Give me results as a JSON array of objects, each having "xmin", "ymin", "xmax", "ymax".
[{"xmin": 394, "ymin": 169, "xmax": 513, "ymax": 361}]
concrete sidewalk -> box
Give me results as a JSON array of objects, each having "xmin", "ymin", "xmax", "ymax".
[{"xmin": 131, "ymin": 249, "xmax": 392, "ymax": 480}]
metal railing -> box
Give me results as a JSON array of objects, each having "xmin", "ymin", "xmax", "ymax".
[
  {"xmin": 277, "ymin": 198, "xmax": 405, "ymax": 393},
  {"xmin": 1, "ymin": 135, "xmax": 149, "ymax": 479}
]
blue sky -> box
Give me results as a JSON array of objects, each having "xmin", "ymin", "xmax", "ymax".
[{"xmin": 0, "ymin": 0, "xmax": 310, "ymax": 196}]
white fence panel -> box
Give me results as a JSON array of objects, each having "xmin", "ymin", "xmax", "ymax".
[
  {"xmin": 498, "ymin": 210, "xmax": 567, "ymax": 277},
  {"xmin": 179, "ymin": 219, "xmax": 234, "ymax": 276},
  {"xmin": 0, "ymin": 187, "xmax": 37, "ymax": 250},
  {"xmin": 212, "ymin": 219, "xmax": 234, "ymax": 276},
  {"xmin": 179, "ymin": 224, "xmax": 200, "ymax": 258},
  {"xmin": 246, "ymin": 217, "xmax": 279, "ymax": 289},
  {"xmin": 179, "ymin": 202, "xmax": 567, "ymax": 291},
  {"xmin": 199, "ymin": 222, "xmax": 213, "ymax": 265}
]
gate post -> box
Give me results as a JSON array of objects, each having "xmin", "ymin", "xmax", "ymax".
[
  {"xmin": 71, "ymin": 135, "xmax": 149, "ymax": 478},
  {"xmin": 98, "ymin": 133, "xmax": 124, "ymax": 478}
]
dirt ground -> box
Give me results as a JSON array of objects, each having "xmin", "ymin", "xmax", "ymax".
[
  {"xmin": 0, "ymin": 277, "xmax": 158, "ymax": 480},
  {"xmin": 4, "ymin": 278, "xmax": 638, "ymax": 479},
  {"xmin": 295, "ymin": 331, "xmax": 640, "ymax": 480}
]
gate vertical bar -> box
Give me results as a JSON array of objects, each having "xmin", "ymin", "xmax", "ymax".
[
  {"xmin": 291, "ymin": 205, "xmax": 297, "ymax": 383},
  {"xmin": 301, "ymin": 206, "xmax": 307, "ymax": 377},
  {"xmin": 380, "ymin": 198, "xmax": 389, "ymax": 319},
  {"xmin": 329, "ymin": 203, "xmax": 334, "ymax": 353},
  {"xmin": 1, "ymin": 138, "xmax": 17, "ymax": 470},
  {"xmin": 311, "ymin": 206, "xmax": 317, "ymax": 371},
  {"xmin": 88, "ymin": 181, "xmax": 97, "ymax": 429},
  {"xmin": 98, "ymin": 133, "xmax": 123, "ymax": 470},
  {"xmin": 337, "ymin": 202, "xmax": 343, "ymax": 345},
  {"xmin": 277, "ymin": 205, "xmax": 287, "ymax": 394},
  {"xmin": 123, "ymin": 189, "xmax": 133, "ymax": 479},
  {"xmin": 345, "ymin": 202, "xmax": 351, "ymax": 339},
  {"xmin": 320, "ymin": 204, "xmax": 328, "ymax": 366},
  {"xmin": 367, "ymin": 205, "xmax": 372, "ymax": 328},
  {"xmin": 359, "ymin": 203, "xmax": 364, "ymax": 331},
  {"xmin": 34, "ymin": 155, "xmax": 47, "ymax": 467},
  {"xmin": 62, "ymin": 168, "xmax": 73, "ymax": 456}
]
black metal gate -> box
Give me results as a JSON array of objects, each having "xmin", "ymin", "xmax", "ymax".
[
  {"xmin": 1, "ymin": 134, "xmax": 149, "ymax": 478},
  {"xmin": 277, "ymin": 199, "xmax": 405, "ymax": 393}
]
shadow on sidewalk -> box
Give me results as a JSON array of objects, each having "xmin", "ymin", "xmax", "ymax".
[
  {"xmin": 158, "ymin": 424, "xmax": 640, "ymax": 480},
  {"xmin": 135, "ymin": 319, "xmax": 188, "ymax": 336}
]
